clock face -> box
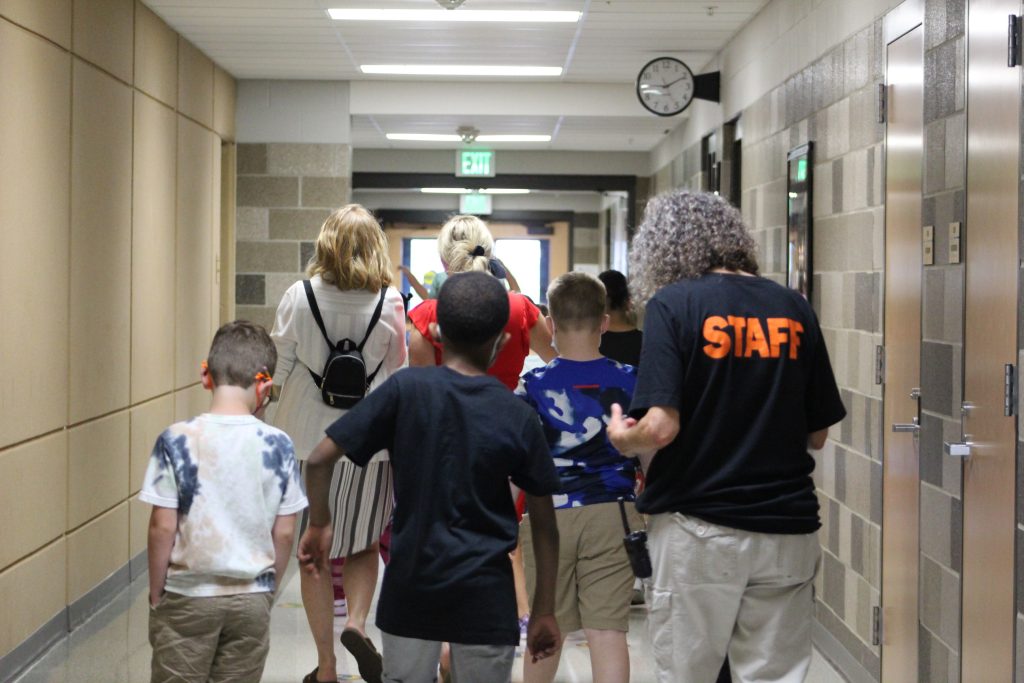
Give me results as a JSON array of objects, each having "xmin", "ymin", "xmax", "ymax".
[{"xmin": 636, "ymin": 57, "xmax": 695, "ymax": 117}]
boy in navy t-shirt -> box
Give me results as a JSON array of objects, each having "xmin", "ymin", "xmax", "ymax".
[
  {"xmin": 516, "ymin": 272, "xmax": 641, "ymax": 683},
  {"xmin": 298, "ymin": 271, "xmax": 562, "ymax": 683}
]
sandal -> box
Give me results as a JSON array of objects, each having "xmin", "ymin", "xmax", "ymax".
[
  {"xmin": 302, "ymin": 667, "xmax": 333, "ymax": 683},
  {"xmin": 341, "ymin": 627, "xmax": 384, "ymax": 683}
]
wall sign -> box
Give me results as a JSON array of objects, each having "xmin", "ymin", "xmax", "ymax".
[{"xmin": 456, "ymin": 149, "xmax": 495, "ymax": 177}]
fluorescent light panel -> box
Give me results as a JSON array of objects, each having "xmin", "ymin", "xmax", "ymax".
[
  {"xmin": 420, "ymin": 188, "xmax": 531, "ymax": 195},
  {"xmin": 362, "ymin": 65, "xmax": 562, "ymax": 77},
  {"xmin": 328, "ymin": 9, "xmax": 580, "ymax": 23},
  {"xmin": 386, "ymin": 133, "xmax": 550, "ymax": 142}
]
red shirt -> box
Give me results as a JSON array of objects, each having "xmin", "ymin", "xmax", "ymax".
[{"xmin": 408, "ymin": 292, "xmax": 541, "ymax": 390}]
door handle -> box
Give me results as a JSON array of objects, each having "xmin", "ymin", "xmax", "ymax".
[
  {"xmin": 944, "ymin": 441, "xmax": 972, "ymax": 458},
  {"xmin": 892, "ymin": 417, "xmax": 920, "ymax": 433}
]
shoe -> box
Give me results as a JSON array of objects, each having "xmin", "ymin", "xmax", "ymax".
[
  {"xmin": 334, "ymin": 598, "xmax": 348, "ymax": 618},
  {"xmin": 301, "ymin": 667, "xmax": 333, "ymax": 683},
  {"xmin": 340, "ymin": 627, "xmax": 383, "ymax": 683}
]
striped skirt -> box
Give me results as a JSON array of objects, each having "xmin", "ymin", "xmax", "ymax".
[{"xmin": 301, "ymin": 459, "xmax": 394, "ymax": 559}]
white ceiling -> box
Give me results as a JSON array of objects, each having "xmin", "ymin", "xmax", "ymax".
[{"xmin": 145, "ymin": 0, "xmax": 770, "ymax": 151}]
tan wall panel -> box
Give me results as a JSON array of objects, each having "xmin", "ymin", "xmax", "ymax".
[
  {"xmin": 213, "ymin": 65, "xmax": 236, "ymax": 141},
  {"xmin": 129, "ymin": 395, "xmax": 173, "ymax": 494},
  {"xmin": 0, "ymin": 540, "xmax": 66, "ymax": 659},
  {"xmin": 0, "ymin": 22, "xmax": 70, "ymax": 449},
  {"xmin": 129, "ymin": 494, "xmax": 148, "ymax": 557},
  {"xmin": 134, "ymin": 1, "xmax": 176, "ymax": 107},
  {"xmin": 0, "ymin": 1, "xmax": 71, "ymax": 48},
  {"xmin": 67, "ymin": 411, "xmax": 130, "ymax": 530},
  {"xmin": 70, "ymin": 59, "xmax": 132, "ymax": 423},
  {"xmin": 66, "ymin": 502, "xmax": 128, "ymax": 603},
  {"xmin": 211, "ymin": 134, "xmax": 223, "ymax": 332},
  {"xmin": 132, "ymin": 92, "xmax": 177, "ymax": 403},
  {"xmin": 220, "ymin": 144, "xmax": 237, "ymax": 325},
  {"xmin": 176, "ymin": 117, "xmax": 214, "ymax": 388},
  {"xmin": 72, "ymin": 0, "xmax": 133, "ymax": 83},
  {"xmin": 174, "ymin": 384, "xmax": 208, "ymax": 422},
  {"xmin": 177, "ymin": 36, "xmax": 213, "ymax": 128},
  {"xmin": 0, "ymin": 433, "xmax": 67, "ymax": 571}
]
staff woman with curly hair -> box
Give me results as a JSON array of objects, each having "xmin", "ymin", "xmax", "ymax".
[
  {"xmin": 607, "ymin": 190, "xmax": 846, "ymax": 683},
  {"xmin": 269, "ymin": 205, "xmax": 406, "ymax": 683}
]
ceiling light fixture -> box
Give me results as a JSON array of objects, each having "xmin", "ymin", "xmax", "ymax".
[
  {"xmin": 328, "ymin": 8, "xmax": 581, "ymax": 23},
  {"xmin": 387, "ymin": 133, "xmax": 551, "ymax": 143},
  {"xmin": 362, "ymin": 65, "xmax": 563, "ymax": 77},
  {"xmin": 420, "ymin": 188, "xmax": 532, "ymax": 195}
]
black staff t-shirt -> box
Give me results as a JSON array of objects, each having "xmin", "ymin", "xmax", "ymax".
[
  {"xmin": 630, "ymin": 274, "xmax": 846, "ymax": 534},
  {"xmin": 325, "ymin": 366, "xmax": 560, "ymax": 646},
  {"xmin": 600, "ymin": 329, "xmax": 643, "ymax": 368}
]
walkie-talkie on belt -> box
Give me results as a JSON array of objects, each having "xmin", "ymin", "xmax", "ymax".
[{"xmin": 617, "ymin": 497, "xmax": 652, "ymax": 579}]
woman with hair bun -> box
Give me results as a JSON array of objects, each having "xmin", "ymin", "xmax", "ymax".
[{"xmin": 407, "ymin": 214, "xmax": 555, "ymax": 386}]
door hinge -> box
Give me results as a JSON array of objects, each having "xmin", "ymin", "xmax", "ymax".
[
  {"xmin": 1005, "ymin": 364, "xmax": 1017, "ymax": 417},
  {"xmin": 876, "ymin": 84, "xmax": 887, "ymax": 124},
  {"xmin": 875, "ymin": 345, "xmax": 885, "ymax": 385},
  {"xmin": 872, "ymin": 606, "xmax": 882, "ymax": 646},
  {"xmin": 1009, "ymin": 15, "xmax": 1022, "ymax": 67}
]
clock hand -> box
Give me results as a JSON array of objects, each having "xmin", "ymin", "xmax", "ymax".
[{"xmin": 660, "ymin": 74, "xmax": 691, "ymax": 88}]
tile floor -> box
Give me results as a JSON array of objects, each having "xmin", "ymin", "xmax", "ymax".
[{"xmin": 12, "ymin": 560, "xmax": 848, "ymax": 682}]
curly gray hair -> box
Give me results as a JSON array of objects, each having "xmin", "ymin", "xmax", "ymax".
[{"xmin": 629, "ymin": 190, "xmax": 759, "ymax": 304}]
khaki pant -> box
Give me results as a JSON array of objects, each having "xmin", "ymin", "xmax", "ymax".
[
  {"xmin": 521, "ymin": 501, "xmax": 642, "ymax": 633},
  {"xmin": 149, "ymin": 590, "xmax": 273, "ymax": 683},
  {"xmin": 647, "ymin": 513, "xmax": 820, "ymax": 683}
]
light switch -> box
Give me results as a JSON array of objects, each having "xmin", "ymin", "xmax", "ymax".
[
  {"xmin": 923, "ymin": 225, "xmax": 934, "ymax": 266},
  {"xmin": 948, "ymin": 222, "xmax": 961, "ymax": 263}
]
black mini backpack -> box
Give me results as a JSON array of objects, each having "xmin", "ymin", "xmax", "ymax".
[{"xmin": 303, "ymin": 280, "xmax": 387, "ymax": 409}]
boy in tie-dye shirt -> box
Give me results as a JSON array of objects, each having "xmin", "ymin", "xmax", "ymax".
[
  {"xmin": 515, "ymin": 272, "xmax": 642, "ymax": 683},
  {"xmin": 141, "ymin": 321, "xmax": 307, "ymax": 683}
]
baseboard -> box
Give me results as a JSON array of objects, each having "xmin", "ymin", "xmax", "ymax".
[
  {"xmin": 0, "ymin": 550, "xmax": 147, "ymax": 683},
  {"xmin": 812, "ymin": 620, "xmax": 878, "ymax": 683}
]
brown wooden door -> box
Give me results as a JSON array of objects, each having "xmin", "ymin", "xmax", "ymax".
[
  {"xmin": 960, "ymin": 0, "xmax": 1021, "ymax": 679},
  {"xmin": 880, "ymin": 22, "xmax": 924, "ymax": 683}
]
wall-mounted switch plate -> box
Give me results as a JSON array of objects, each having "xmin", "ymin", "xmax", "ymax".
[
  {"xmin": 948, "ymin": 222, "xmax": 962, "ymax": 263},
  {"xmin": 923, "ymin": 225, "xmax": 934, "ymax": 266}
]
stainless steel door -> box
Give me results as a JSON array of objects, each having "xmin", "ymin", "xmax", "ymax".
[
  {"xmin": 880, "ymin": 23, "xmax": 924, "ymax": 683},
  {"xmin": 961, "ymin": 0, "xmax": 1020, "ymax": 679}
]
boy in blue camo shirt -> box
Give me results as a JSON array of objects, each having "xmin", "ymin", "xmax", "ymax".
[{"xmin": 516, "ymin": 272, "xmax": 641, "ymax": 683}]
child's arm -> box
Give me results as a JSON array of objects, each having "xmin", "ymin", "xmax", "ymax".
[
  {"xmin": 297, "ymin": 437, "xmax": 347, "ymax": 577},
  {"xmin": 398, "ymin": 265, "xmax": 430, "ymax": 300},
  {"xmin": 524, "ymin": 492, "xmax": 561, "ymax": 662},
  {"xmin": 147, "ymin": 507, "xmax": 178, "ymax": 606},
  {"xmin": 271, "ymin": 513, "xmax": 297, "ymax": 593}
]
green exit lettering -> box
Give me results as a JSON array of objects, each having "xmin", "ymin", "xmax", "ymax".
[{"xmin": 456, "ymin": 150, "xmax": 495, "ymax": 177}]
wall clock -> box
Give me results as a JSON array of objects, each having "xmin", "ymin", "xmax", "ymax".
[{"xmin": 636, "ymin": 57, "xmax": 696, "ymax": 116}]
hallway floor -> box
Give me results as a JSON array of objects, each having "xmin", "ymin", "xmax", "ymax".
[{"xmin": 12, "ymin": 560, "xmax": 848, "ymax": 682}]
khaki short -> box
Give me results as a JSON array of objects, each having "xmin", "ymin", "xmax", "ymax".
[
  {"xmin": 520, "ymin": 501, "xmax": 642, "ymax": 633},
  {"xmin": 149, "ymin": 590, "xmax": 273, "ymax": 683}
]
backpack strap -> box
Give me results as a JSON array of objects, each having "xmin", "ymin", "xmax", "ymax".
[
  {"xmin": 302, "ymin": 280, "xmax": 334, "ymax": 349},
  {"xmin": 356, "ymin": 288, "xmax": 388, "ymax": 352}
]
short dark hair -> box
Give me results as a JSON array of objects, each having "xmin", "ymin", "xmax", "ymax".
[
  {"xmin": 547, "ymin": 272, "xmax": 607, "ymax": 332},
  {"xmin": 207, "ymin": 320, "xmax": 277, "ymax": 388},
  {"xmin": 598, "ymin": 270, "xmax": 630, "ymax": 311},
  {"xmin": 436, "ymin": 271, "xmax": 509, "ymax": 350}
]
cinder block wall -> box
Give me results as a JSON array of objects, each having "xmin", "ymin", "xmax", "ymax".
[
  {"xmin": 648, "ymin": 0, "xmax": 968, "ymax": 680},
  {"xmin": 234, "ymin": 143, "xmax": 353, "ymax": 329},
  {"xmin": 0, "ymin": 0, "xmax": 235, "ymax": 670}
]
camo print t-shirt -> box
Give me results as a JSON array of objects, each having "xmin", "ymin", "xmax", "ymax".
[
  {"xmin": 516, "ymin": 358, "xmax": 638, "ymax": 510},
  {"xmin": 140, "ymin": 414, "xmax": 308, "ymax": 597}
]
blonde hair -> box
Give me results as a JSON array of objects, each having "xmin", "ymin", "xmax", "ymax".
[
  {"xmin": 437, "ymin": 215, "xmax": 494, "ymax": 274},
  {"xmin": 307, "ymin": 204, "xmax": 393, "ymax": 292}
]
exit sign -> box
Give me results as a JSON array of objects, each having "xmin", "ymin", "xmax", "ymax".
[
  {"xmin": 460, "ymin": 193, "xmax": 492, "ymax": 215},
  {"xmin": 456, "ymin": 149, "xmax": 496, "ymax": 177}
]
